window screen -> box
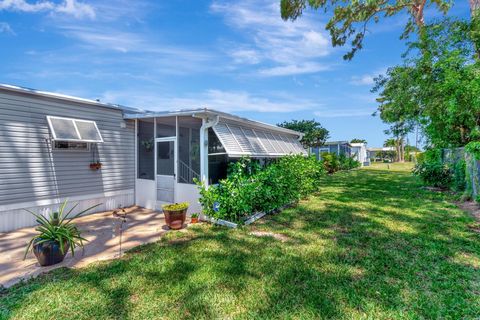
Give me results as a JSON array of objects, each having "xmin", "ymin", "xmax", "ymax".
[
  {"xmin": 76, "ymin": 120, "xmax": 102, "ymax": 141},
  {"xmin": 49, "ymin": 117, "xmax": 79, "ymax": 140},
  {"xmin": 47, "ymin": 116, "xmax": 103, "ymax": 143},
  {"xmin": 53, "ymin": 141, "xmax": 90, "ymax": 151}
]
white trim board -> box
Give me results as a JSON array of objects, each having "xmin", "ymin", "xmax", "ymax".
[{"xmin": 0, "ymin": 189, "xmax": 134, "ymax": 212}]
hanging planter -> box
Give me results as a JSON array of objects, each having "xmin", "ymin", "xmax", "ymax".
[
  {"xmin": 90, "ymin": 145, "xmax": 102, "ymax": 170},
  {"xmin": 89, "ymin": 162, "xmax": 102, "ymax": 170},
  {"xmin": 141, "ymin": 138, "xmax": 154, "ymax": 152}
]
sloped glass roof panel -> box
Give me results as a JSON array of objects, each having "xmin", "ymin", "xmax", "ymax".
[
  {"xmin": 48, "ymin": 117, "xmax": 79, "ymax": 140},
  {"xmin": 47, "ymin": 116, "xmax": 103, "ymax": 143},
  {"xmin": 76, "ymin": 120, "xmax": 103, "ymax": 142}
]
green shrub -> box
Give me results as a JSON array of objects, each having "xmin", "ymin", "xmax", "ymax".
[
  {"xmin": 197, "ymin": 155, "xmax": 325, "ymax": 222},
  {"xmin": 339, "ymin": 154, "xmax": 361, "ymax": 170},
  {"xmin": 413, "ymin": 161, "xmax": 452, "ymax": 188},
  {"xmin": 423, "ymin": 148, "xmax": 442, "ymax": 163},
  {"xmin": 321, "ymin": 152, "xmax": 340, "ymax": 173},
  {"xmin": 465, "ymin": 141, "xmax": 480, "ymax": 160},
  {"xmin": 416, "ymin": 152, "xmax": 425, "ymax": 164}
]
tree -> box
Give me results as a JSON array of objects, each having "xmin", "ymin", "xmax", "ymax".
[
  {"xmin": 373, "ymin": 19, "xmax": 480, "ymax": 148},
  {"xmin": 280, "ymin": 0, "xmax": 452, "ymax": 60},
  {"xmin": 278, "ymin": 119, "xmax": 330, "ymax": 149},
  {"xmin": 384, "ymin": 138, "xmax": 404, "ymax": 162},
  {"xmin": 350, "ymin": 138, "xmax": 367, "ymax": 144}
]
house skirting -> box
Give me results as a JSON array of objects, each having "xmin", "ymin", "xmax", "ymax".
[{"xmin": 0, "ymin": 189, "xmax": 134, "ymax": 232}]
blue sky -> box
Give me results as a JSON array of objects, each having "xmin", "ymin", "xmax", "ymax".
[{"xmin": 0, "ymin": 0, "xmax": 470, "ymax": 147}]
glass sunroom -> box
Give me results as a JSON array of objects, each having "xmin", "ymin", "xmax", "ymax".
[{"xmin": 125, "ymin": 109, "xmax": 306, "ymax": 213}]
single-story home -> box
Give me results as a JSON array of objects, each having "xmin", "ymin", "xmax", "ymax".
[
  {"xmin": 350, "ymin": 142, "xmax": 370, "ymax": 166},
  {"xmin": 367, "ymin": 147, "xmax": 396, "ymax": 162},
  {"xmin": 0, "ymin": 84, "xmax": 306, "ymax": 232},
  {"xmin": 310, "ymin": 141, "xmax": 352, "ymax": 160}
]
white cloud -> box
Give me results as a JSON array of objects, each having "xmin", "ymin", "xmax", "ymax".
[
  {"xmin": 350, "ymin": 74, "xmax": 375, "ymax": 86},
  {"xmin": 100, "ymin": 89, "xmax": 320, "ymax": 113},
  {"xmin": 0, "ymin": 22, "xmax": 14, "ymax": 34},
  {"xmin": 0, "ymin": 0, "xmax": 95, "ymax": 19},
  {"xmin": 259, "ymin": 62, "xmax": 329, "ymax": 77},
  {"xmin": 0, "ymin": 0, "xmax": 54, "ymax": 12},
  {"xmin": 55, "ymin": 0, "xmax": 95, "ymax": 19},
  {"xmin": 314, "ymin": 108, "xmax": 375, "ymax": 118},
  {"xmin": 55, "ymin": 26, "xmax": 215, "ymax": 75},
  {"xmin": 211, "ymin": 0, "xmax": 332, "ymax": 76},
  {"xmin": 230, "ymin": 48, "xmax": 261, "ymax": 65},
  {"xmin": 350, "ymin": 68, "xmax": 387, "ymax": 86}
]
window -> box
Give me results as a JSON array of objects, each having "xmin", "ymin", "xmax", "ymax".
[
  {"xmin": 208, "ymin": 154, "xmax": 231, "ymax": 185},
  {"xmin": 46, "ymin": 116, "xmax": 103, "ymax": 143},
  {"xmin": 208, "ymin": 128, "xmax": 226, "ymax": 154},
  {"xmin": 157, "ymin": 141, "xmax": 175, "ymax": 176},
  {"xmin": 138, "ymin": 118, "xmax": 155, "ymax": 180},
  {"xmin": 156, "ymin": 117, "xmax": 176, "ymax": 138},
  {"xmin": 53, "ymin": 141, "xmax": 90, "ymax": 151},
  {"xmin": 178, "ymin": 117, "xmax": 201, "ymax": 184}
]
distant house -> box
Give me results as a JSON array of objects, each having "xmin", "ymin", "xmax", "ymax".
[
  {"xmin": 367, "ymin": 147, "xmax": 396, "ymax": 162},
  {"xmin": 351, "ymin": 142, "xmax": 370, "ymax": 166},
  {"xmin": 311, "ymin": 141, "xmax": 352, "ymax": 160}
]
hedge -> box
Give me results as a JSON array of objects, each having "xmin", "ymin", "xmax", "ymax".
[{"xmin": 197, "ymin": 155, "xmax": 325, "ymax": 223}]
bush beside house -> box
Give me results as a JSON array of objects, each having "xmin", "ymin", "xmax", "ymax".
[{"xmin": 198, "ymin": 153, "xmax": 360, "ymax": 223}]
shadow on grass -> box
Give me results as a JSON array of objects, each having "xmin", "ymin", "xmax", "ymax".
[{"xmin": 1, "ymin": 168, "xmax": 479, "ymax": 319}]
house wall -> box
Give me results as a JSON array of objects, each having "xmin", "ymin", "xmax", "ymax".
[{"xmin": 0, "ymin": 90, "xmax": 135, "ymax": 232}]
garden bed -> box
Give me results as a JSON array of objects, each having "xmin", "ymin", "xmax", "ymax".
[{"xmin": 202, "ymin": 211, "xmax": 267, "ymax": 228}]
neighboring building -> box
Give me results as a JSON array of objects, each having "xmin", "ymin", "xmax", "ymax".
[
  {"xmin": 311, "ymin": 141, "xmax": 352, "ymax": 160},
  {"xmin": 351, "ymin": 142, "xmax": 370, "ymax": 166},
  {"xmin": 367, "ymin": 147, "xmax": 396, "ymax": 162},
  {"xmin": 0, "ymin": 84, "xmax": 306, "ymax": 232}
]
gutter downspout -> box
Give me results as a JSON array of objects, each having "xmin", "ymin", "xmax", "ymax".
[{"xmin": 199, "ymin": 115, "xmax": 219, "ymax": 187}]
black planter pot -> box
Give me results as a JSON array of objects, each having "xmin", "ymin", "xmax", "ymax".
[{"xmin": 33, "ymin": 239, "xmax": 69, "ymax": 266}]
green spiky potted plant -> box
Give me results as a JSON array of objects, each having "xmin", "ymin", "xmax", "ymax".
[
  {"xmin": 162, "ymin": 202, "xmax": 189, "ymax": 230},
  {"xmin": 24, "ymin": 200, "xmax": 100, "ymax": 266}
]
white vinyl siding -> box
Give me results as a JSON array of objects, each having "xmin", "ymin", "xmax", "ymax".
[{"xmin": 0, "ymin": 90, "xmax": 134, "ymax": 207}]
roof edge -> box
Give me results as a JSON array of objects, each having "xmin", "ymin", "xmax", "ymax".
[{"xmin": 0, "ymin": 83, "xmax": 141, "ymax": 113}]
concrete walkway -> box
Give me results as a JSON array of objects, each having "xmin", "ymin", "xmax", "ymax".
[{"xmin": 0, "ymin": 206, "xmax": 176, "ymax": 288}]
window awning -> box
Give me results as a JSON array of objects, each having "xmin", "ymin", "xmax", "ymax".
[
  {"xmin": 212, "ymin": 121, "xmax": 306, "ymax": 157},
  {"xmin": 46, "ymin": 116, "xmax": 104, "ymax": 143}
]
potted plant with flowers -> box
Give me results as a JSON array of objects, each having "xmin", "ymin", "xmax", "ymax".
[
  {"xmin": 24, "ymin": 200, "xmax": 100, "ymax": 266},
  {"xmin": 190, "ymin": 213, "xmax": 199, "ymax": 224},
  {"xmin": 162, "ymin": 202, "xmax": 189, "ymax": 230}
]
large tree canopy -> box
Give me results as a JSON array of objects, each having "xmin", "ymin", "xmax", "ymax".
[
  {"xmin": 278, "ymin": 119, "xmax": 330, "ymax": 148},
  {"xmin": 373, "ymin": 19, "xmax": 480, "ymax": 148},
  {"xmin": 280, "ymin": 0, "xmax": 453, "ymax": 59}
]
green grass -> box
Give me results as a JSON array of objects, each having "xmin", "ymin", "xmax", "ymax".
[{"xmin": 1, "ymin": 164, "xmax": 479, "ymax": 319}]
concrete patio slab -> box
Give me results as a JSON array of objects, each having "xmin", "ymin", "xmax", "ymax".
[{"xmin": 0, "ymin": 206, "xmax": 178, "ymax": 288}]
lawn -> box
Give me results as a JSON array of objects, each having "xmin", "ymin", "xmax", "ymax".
[{"xmin": 1, "ymin": 164, "xmax": 479, "ymax": 319}]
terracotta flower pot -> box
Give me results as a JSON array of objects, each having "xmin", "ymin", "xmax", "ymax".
[
  {"xmin": 163, "ymin": 209, "xmax": 187, "ymax": 230},
  {"xmin": 33, "ymin": 239, "xmax": 69, "ymax": 266},
  {"xmin": 190, "ymin": 217, "xmax": 198, "ymax": 224}
]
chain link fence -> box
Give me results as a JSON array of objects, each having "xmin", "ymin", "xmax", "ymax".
[{"xmin": 442, "ymin": 147, "xmax": 479, "ymax": 199}]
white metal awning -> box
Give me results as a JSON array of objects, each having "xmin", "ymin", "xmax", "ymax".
[
  {"xmin": 212, "ymin": 121, "xmax": 306, "ymax": 158},
  {"xmin": 46, "ymin": 116, "xmax": 104, "ymax": 143}
]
